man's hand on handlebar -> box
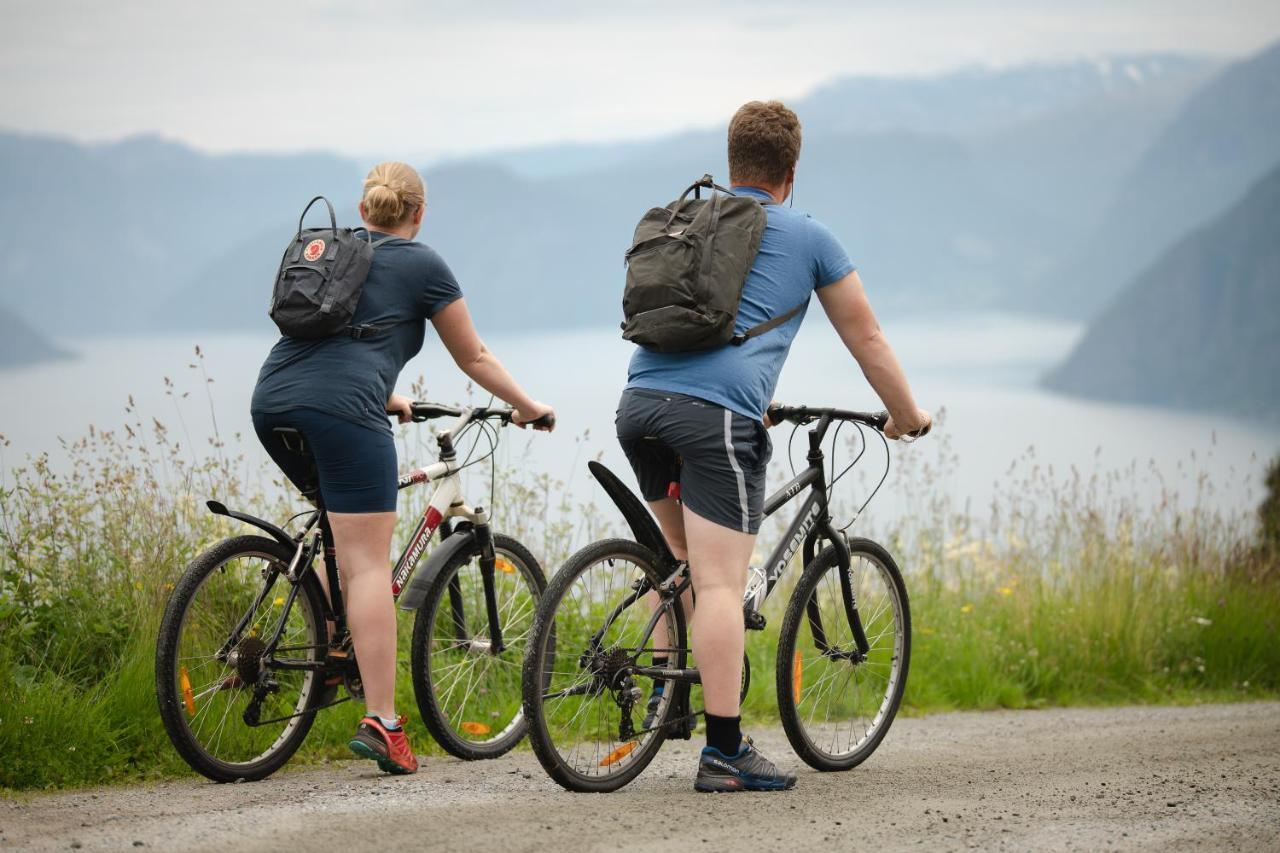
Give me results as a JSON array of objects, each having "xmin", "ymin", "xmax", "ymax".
[
  {"xmin": 513, "ymin": 401, "xmax": 557, "ymax": 432},
  {"xmin": 884, "ymin": 409, "xmax": 932, "ymax": 441},
  {"xmin": 387, "ymin": 393, "xmax": 414, "ymax": 424}
]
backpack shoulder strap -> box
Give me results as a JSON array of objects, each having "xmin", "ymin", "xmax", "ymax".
[{"xmin": 729, "ymin": 299, "xmax": 807, "ymax": 346}]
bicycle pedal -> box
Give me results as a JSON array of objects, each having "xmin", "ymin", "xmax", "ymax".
[{"xmin": 744, "ymin": 610, "xmax": 767, "ymax": 631}]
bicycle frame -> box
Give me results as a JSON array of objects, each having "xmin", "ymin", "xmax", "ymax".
[
  {"xmin": 213, "ymin": 410, "xmax": 507, "ymax": 686},
  {"xmin": 610, "ymin": 412, "xmax": 873, "ymax": 691}
]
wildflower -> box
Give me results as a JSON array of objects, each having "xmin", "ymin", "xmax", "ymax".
[
  {"xmin": 273, "ymin": 597, "xmax": 285, "ymax": 607},
  {"xmin": 134, "ymin": 581, "xmax": 144, "ymax": 591},
  {"xmin": 1192, "ymin": 616, "xmax": 1212, "ymax": 626},
  {"xmin": 960, "ymin": 604, "xmax": 973, "ymax": 614},
  {"xmin": 920, "ymin": 627, "xmax": 936, "ymax": 636},
  {"xmin": 165, "ymin": 582, "xmax": 175, "ymax": 591},
  {"xmin": 23, "ymin": 716, "xmax": 34, "ymax": 725},
  {"xmin": 997, "ymin": 587, "xmax": 1013, "ymax": 597}
]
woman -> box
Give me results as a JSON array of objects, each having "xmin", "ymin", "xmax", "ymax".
[{"xmin": 250, "ymin": 161, "xmax": 555, "ymax": 775}]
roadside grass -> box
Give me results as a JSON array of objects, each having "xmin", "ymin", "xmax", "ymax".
[{"xmin": 2, "ymin": 366, "xmax": 1277, "ymax": 790}]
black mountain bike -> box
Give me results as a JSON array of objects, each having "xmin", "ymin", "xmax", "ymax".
[
  {"xmin": 521, "ymin": 404, "xmax": 910, "ymax": 792},
  {"xmin": 156, "ymin": 403, "xmax": 551, "ymax": 782}
]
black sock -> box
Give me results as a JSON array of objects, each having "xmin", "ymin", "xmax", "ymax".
[{"xmin": 705, "ymin": 713, "xmax": 742, "ymax": 756}]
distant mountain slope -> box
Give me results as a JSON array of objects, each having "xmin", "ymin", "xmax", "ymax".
[
  {"xmin": 1043, "ymin": 164, "xmax": 1280, "ymax": 421},
  {"xmin": 0, "ymin": 302, "xmax": 71, "ymax": 368},
  {"xmin": 157, "ymin": 54, "xmax": 1216, "ymax": 333},
  {"xmin": 0, "ymin": 52, "xmax": 1228, "ymax": 336},
  {"xmin": 1031, "ymin": 41, "xmax": 1280, "ymax": 318},
  {"xmin": 0, "ymin": 132, "xmax": 359, "ymax": 334}
]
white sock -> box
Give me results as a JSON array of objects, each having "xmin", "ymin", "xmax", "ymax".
[{"xmin": 377, "ymin": 715, "xmax": 401, "ymax": 730}]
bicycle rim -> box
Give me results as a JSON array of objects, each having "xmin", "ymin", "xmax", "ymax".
[
  {"xmin": 167, "ymin": 545, "xmax": 322, "ymax": 773},
  {"xmin": 523, "ymin": 539, "xmax": 684, "ymax": 792},
  {"xmin": 778, "ymin": 542, "xmax": 909, "ymax": 770},
  {"xmin": 414, "ymin": 537, "xmax": 542, "ymax": 757}
]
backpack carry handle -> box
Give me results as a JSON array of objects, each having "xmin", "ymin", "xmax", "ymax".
[
  {"xmin": 296, "ymin": 196, "xmax": 339, "ymax": 239},
  {"xmin": 665, "ymin": 174, "xmax": 732, "ymax": 230}
]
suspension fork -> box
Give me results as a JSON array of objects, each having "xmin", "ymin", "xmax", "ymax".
[
  {"xmin": 803, "ymin": 524, "xmax": 870, "ymax": 657},
  {"xmin": 475, "ymin": 520, "xmax": 506, "ymax": 654}
]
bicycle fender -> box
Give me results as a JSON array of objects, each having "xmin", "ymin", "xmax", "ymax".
[
  {"xmin": 206, "ymin": 500, "xmax": 294, "ymax": 550},
  {"xmin": 398, "ymin": 528, "xmax": 478, "ymax": 611},
  {"xmin": 587, "ymin": 461, "xmax": 675, "ymax": 564}
]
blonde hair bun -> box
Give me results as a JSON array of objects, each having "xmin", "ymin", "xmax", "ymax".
[{"xmin": 362, "ymin": 162, "xmax": 426, "ymax": 229}]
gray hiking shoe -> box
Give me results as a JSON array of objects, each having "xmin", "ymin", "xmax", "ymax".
[{"xmin": 694, "ymin": 735, "xmax": 797, "ymax": 792}]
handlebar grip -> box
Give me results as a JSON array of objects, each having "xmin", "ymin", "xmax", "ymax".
[
  {"xmin": 529, "ymin": 412, "xmax": 556, "ymax": 431},
  {"xmin": 870, "ymin": 410, "xmax": 890, "ymax": 431},
  {"xmin": 409, "ymin": 402, "xmax": 463, "ymax": 422}
]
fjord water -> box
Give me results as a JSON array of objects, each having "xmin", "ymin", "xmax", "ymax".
[{"xmin": 1, "ymin": 313, "xmax": 1276, "ymax": 528}]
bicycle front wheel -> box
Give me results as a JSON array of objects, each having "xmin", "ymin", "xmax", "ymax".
[
  {"xmin": 155, "ymin": 535, "xmax": 327, "ymax": 782},
  {"xmin": 410, "ymin": 534, "xmax": 545, "ymax": 759},
  {"xmin": 776, "ymin": 538, "xmax": 910, "ymax": 771}
]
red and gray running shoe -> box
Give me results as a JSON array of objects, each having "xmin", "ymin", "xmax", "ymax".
[{"xmin": 348, "ymin": 716, "xmax": 418, "ymax": 775}]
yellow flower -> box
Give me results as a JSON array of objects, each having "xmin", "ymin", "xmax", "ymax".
[
  {"xmin": 997, "ymin": 587, "xmax": 1013, "ymax": 597},
  {"xmin": 273, "ymin": 597, "xmax": 285, "ymax": 607},
  {"xmin": 165, "ymin": 582, "xmax": 175, "ymax": 591},
  {"xmin": 919, "ymin": 627, "xmax": 936, "ymax": 636},
  {"xmin": 960, "ymin": 603, "xmax": 974, "ymax": 614},
  {"xmin": 134, "ymin": 581, "xmax": 144, "ymax": 591}
]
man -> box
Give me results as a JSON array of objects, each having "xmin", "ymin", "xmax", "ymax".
[{"xmin": 616, "ymin": 100, "xmax": 931, "ymax": 792}]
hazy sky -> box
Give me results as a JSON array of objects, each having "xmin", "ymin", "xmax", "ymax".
[{"xmin": 3, "ymin": 0, "xmax": 1279, "ymax": 160}]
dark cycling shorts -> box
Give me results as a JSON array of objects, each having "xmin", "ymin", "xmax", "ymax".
[
  {"xmin": 615, "ymin": 388, "xmax": 771, "ymax": 534},
  {"xmin": 253, "ymin": 408, "xmax": 398, "ymax": 513}
]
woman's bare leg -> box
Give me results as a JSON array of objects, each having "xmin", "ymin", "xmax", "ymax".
[{"xmin": 327, "ymin": 511, "xmax": 399, "ymax": 719}]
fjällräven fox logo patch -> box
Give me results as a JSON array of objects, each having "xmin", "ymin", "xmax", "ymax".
[{"xmin": 303, "ymin": 239, "xmax": 325, "ymax": 262}]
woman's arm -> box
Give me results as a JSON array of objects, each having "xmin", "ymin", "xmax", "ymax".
[
  {"xmin": 815, "ymin": 271, "xmax": 930, "ymax": 439},
  {"xmin": 431, "ymin": 298, "xmax": 554, "ymax": 428}
]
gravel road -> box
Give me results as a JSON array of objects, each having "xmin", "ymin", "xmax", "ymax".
[{"xmin": 4, "ymin": 702, "xmax": 1278, "ymax": 852}]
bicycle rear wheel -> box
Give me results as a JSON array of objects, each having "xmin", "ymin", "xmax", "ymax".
[
  {"xmin": 410, "ymin": 533, "xmax": 544, "ymax": 759},
  {"xmin": 776, "ymin": 538, "xmax": 910, "ymax": 771},
  {"xmin": 156, "ymin": 535, "xmax": 327, "ymax": 782},
  {"xmin": 522, "ymin": 539, "xmax": 686, "ymax": 792}
]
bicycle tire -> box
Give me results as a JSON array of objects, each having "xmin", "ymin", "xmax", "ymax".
[
  {"xmin": 156, "ymin": 535, "xmax": 327, "ymax": 783},
  {"xmin": 410, "ymin": 533, "xmax": 545, "ymax": 760},
  {"xmin": 522, "ymin": 538, "xmax": 686, "ymax": 793},
  {"xmin": 776, "ymin": 538, "xmax": 910, "ymax": 771}
]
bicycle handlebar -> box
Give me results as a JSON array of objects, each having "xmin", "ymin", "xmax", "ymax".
[
  {"xmin": 406, "ymin": 402, "xmax": 555, "ymax": 431},
  {"xmin": 767, "ymin": 404, "xmax": 890, "ymax": 432}
]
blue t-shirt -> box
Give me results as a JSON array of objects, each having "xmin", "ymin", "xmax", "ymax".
[
  {"xmin": 251, "ymin": 233, "xmax": 463, "ymax": 434},
  {"xmin": 626, "ymin": 186, "xmax": 856, "ymax": 419}
]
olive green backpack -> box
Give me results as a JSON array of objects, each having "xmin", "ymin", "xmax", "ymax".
[{"xmin": 621, "ymin": 174, "xmax": 804, "ymax": 352}]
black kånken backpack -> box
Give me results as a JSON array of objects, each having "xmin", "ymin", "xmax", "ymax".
[
  {"xmin": 621, "ymin": 174, "xmax": 806, "ymax": 353},
  {"xmin": 269, "ymin": 196, "xmax": 393, "ymax": 340}
]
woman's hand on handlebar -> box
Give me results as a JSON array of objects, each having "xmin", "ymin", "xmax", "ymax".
[
  {"xmin": 884, "ymin": 408, "xmax": 932, "ymax": 441},
  {"xmin": 387, "ymin": 393, "xmax": 414, "ymax": 424},
  {"xmin": 513, "ymin": 401, "xmax": 556, "ymax": 432}
]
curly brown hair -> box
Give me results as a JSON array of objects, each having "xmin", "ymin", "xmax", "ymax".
[{"xmin": 727, "ymin": 100, "xmax": 802, "ymax": 187}]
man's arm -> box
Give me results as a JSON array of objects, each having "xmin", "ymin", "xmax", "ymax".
[{"xmin": 815, "ymin": 271, "xmax": 930, "ymax": 438}]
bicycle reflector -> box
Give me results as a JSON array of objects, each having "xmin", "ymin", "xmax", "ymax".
[
  {"xmin": 179, "ymin": 666, "xmax": 197, "ymax": 716},
  {"xmin": 792, "ymin": 651, "xmax": 803, "ymax": 701},
  {"xmin": 599, "ymin": 741, "xmax": 638, "ymax": 767},
  {"xmin": 460, "ymin": 721, "xmax": 492, "ymax": 735},
  {"xmin": 495, "ymin": 557, "xmax": 516, "ymax": 574}
]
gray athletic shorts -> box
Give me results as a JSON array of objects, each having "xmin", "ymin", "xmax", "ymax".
[{"xmin": 615, "ymin": 387, "xmax": 772, "ymax": 534}]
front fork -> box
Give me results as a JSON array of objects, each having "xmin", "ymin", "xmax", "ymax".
[
  {"xmin": 441, "ymin": 514, "xmax": 506, "ymax": 655},
  {"xmin": 803, "ymin": 523, "xmax": 871, "ymax": 659}
]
